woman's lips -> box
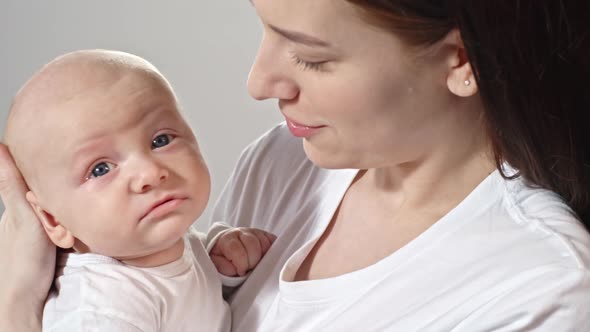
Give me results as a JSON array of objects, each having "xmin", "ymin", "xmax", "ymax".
[{"xmin": 285, "ymin": 118, "xmax": 326, "ymax": 138}]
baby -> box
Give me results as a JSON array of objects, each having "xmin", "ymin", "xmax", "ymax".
[{"xmin": 3, "ymin": 50, "xmax": 275, "ymax": 331}]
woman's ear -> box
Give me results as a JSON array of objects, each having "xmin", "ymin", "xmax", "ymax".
[
  {"xmin": 25, "ymin": 191, "xmax": 75, "ymax": 249},
  {"xmin": 443, "ymin": 29, "xmax": 478, "ymax": 97}
]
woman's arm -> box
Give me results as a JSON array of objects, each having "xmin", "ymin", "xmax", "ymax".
[{"xmin": 0, "ymin": 144, "xmax": 55, "ymax": 332}]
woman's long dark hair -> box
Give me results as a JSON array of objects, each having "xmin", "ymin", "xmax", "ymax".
[{"xmin": 346, "ymin": 0, "xmax": 590, "ymax": 229}]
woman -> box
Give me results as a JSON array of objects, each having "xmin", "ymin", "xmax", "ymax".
[{"xmin": 2, "ymin": 0, "xmax": 590, "ymax": 330}]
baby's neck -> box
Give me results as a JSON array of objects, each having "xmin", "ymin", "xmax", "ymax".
[{"xmin": 118, "ymin": 238, "xmax": 185, "ymax": 268}]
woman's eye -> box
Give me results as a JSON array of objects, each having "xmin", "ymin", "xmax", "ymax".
[
  {"xmin": 290, "ymin": 54, "xmax": 327, "ymax": 72},
  {"xmin": 152, "ymin": 134, "xmax": 173, "ymax": 149},
  {"xmin": 88, "ymin": 161, "xmax": 116, "ymax": 179}
]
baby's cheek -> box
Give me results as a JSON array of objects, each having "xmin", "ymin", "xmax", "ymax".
[
  {"xmin": 76, "ymin": 206, "xmax": 128, "ymax": 245},
  {"xmin": 83, "ymin": 221, "xmax": 136, "ymax": 256},
  {"xmin": 180, "ymin": 159, "xmax": 210, "ymax": 209}
]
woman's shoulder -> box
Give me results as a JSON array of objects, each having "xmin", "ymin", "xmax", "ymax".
[{"xmin": 497, "ymin": 171, "xmax": 590, "ymax": 269}]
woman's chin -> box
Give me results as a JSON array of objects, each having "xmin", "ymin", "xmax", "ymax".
[{"xmin": 303, "ymin": 143, "xmax": 358, "ymax": 170}]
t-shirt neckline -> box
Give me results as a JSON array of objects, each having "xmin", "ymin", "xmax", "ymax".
[{"xmin": 278, "ymin": 167, "xmax": 506, "ymax": 303}]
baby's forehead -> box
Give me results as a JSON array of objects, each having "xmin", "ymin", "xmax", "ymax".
[
  {"xmin": 5, "ymin": 51, "xmax": 176, "ymax": 174},
  {"xmin": 13, "ymin": 56, "xmax": 172, "ymax": 123},
  {"xmin": 37, "ymin": 62, "xmax": 162, "ymax": 105}
]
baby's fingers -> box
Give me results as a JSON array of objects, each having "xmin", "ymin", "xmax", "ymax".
[
  {"xmin": 251, "ymin": 229, "xmax": 276, "ymax": 255},
  {"xmin": 210, "ymin": 254, "xmax": 237, "ymax": 276},
  {"xmin": 213, "ymin": 233, "xmax": 250, "ymax": 276},
  {"xmin": 239, "ymin": 231, "xmax": 262, "ymax": 270}
]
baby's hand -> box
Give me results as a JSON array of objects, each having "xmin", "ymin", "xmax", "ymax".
[{"xmin": 210, "ymin": 228, "xmax": 276, "ymax": 277}]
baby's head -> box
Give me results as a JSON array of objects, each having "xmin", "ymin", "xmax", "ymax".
[{"xmin": 4, "ymin": 50, "xmax": 210, "ymax": 262}]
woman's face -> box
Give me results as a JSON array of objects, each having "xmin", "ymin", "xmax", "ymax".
[{"xmin": 248, "ymin": 0, "xmax": 465, "ymax": 169}]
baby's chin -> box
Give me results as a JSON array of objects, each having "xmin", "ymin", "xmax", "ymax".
[
  {"xmin": 113, "ymin": 238, "xmax": 187, "ymax": 268},
  {"xmin": 95, "ymin": 232, "xmax": 189, "ymax": 267},
  {"xmin": 76, "ymin": 213, "xmax": 197, "ymax": 261}
]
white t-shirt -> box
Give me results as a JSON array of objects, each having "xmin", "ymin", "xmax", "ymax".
[
  {"xmin": 42, "ymin": 232, "xmax": 231, "ymax": 332},
  {"xmin": 212, "ymin": 123, "xmax": 590, "ymax": 331}
]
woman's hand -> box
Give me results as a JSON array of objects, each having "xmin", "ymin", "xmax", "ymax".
[{"xmin": 0, "ymin": 144, "xmax": 55, "ymax": 331}]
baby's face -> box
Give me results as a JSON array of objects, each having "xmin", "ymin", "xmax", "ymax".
[{"xmin": 31, "ymin": 71, "xmax": 210, "ymax": 260}]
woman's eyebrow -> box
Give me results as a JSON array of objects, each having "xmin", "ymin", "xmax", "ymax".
[
  {"xmin": 248, "ymin": 0, "xmax": 331, "ymax": 47},
  {"xmin": 268, "ymin": 24, "xmax": 332, "ymax": 48}
]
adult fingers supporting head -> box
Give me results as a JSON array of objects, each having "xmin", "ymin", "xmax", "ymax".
[
  {"xmin": 0, "ymin": 144, "xmax": 29, "ymax": 217},
  {"xmin": 0, "ymin": 145, "xmax": 54, "ymax": 330}
]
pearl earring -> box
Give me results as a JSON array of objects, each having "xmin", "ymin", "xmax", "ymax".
[{"xmin": 464, "ymin": 80, "xmax": 471, "ymax": 86}]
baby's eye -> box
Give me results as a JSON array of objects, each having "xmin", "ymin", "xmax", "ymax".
[
  {"xmin": 152, "ymin": 134, "xmax": 174, "ymax": 149},
  {"xmin": 88, "ymin": 161, "xmax": 116, "ymax": 179}
]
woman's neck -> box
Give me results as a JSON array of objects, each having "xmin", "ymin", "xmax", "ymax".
[{"xmin": 361, "ymin": 126, "xmax": 495, "ymax": 217}]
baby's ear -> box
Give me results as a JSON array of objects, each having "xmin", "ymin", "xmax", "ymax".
[{"xmin": 25, "ymin": 191, "xmax": 75, "ymax": 249}]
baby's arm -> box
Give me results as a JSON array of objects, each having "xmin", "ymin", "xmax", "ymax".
[{"xmin": 208, "ymin": 224, "xmax": 276, "ymax": 277}]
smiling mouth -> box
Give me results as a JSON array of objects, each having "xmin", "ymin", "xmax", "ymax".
[{"xmin": 284, "ymin": 117, "xmax": 326, "ymax": 138}]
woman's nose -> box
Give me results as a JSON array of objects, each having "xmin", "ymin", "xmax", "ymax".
[
  {"xmin": 129, "ymin": 158, "xmax": 169, "ymax": 193},
  {"xmin": 247, "ymin": 35, "xmax": 299, "ymax": 101}
]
